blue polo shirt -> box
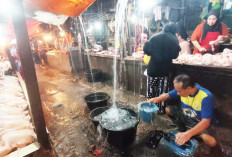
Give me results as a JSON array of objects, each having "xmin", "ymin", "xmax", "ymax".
[{"xmin": 168, "ymin": 84, "xmax": 214, "ymax": 120}]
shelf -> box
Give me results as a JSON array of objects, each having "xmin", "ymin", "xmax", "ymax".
[{"xmin": 8, "ymin": 141, "xmax": 40, "ymax": 157}]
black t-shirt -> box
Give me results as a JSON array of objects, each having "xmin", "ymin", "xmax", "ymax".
[{"xmin": 143, "ymin": 30, "xmax": 180, "ymax": 77}]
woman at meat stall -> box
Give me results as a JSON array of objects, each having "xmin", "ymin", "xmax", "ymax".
[{"xmin": 191, "ymin": 9, "xmax": 229, "ymax": 54}]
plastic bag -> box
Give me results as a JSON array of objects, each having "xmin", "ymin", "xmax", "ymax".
[
  {"xmin": 143, "ymin": 55, "xmax": 151, "ymax": 65},
  {"xmin": 146, "ymin": 130, "xmax": 170, "ymax": 148}
]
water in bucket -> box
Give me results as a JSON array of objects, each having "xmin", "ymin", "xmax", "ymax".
[
  {"xmin": 100, "ymin": 108, "xmax": 139, "ymax": 131},
  {"xmin": 138, "ymin": 102, "xmax": 159, "ymax": 123}
]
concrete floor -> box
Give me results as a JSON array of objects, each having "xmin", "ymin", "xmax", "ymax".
[{"xmin": 35, "ymin": 65, "xmax": 225, "ymax": 157}]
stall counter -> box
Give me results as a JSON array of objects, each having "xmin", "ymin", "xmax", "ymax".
[{"xmin": 46, "ymin": 50, "xmax": 72, "ymax": 73}]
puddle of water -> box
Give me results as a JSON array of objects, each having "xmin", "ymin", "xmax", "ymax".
[{"xmin": 47, "ymin": 89, "xmax": 58, "ymax": 95}]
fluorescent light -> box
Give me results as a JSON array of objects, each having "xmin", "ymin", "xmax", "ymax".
[
  {"xmin": 140, "ymin": 0, "xmax": 157, "ymax": 10},
  {"xmin": 59, "ymin": 32, "xmax": 65, "ymax": 37},
  {"xmin": 0, "ymin": 39, "xmax": 6, "ymax": 47},
  {"xmin": 43, "ymin": 35, "xmax": 53, "ymax": 41},
  {"xmin": 94, "ymin": 22, "xmax": 102, "ymax": 30},
  {"xmin": 0, "ymin": 1, "xmax": 11, "ymax": 16},
  {"xmin": 130, "ymin": 15, "xmax": 137, "ymax": 23},
  {"xmin": 0, "ymin": 1, "xmax": 20, "ymax": 17}
]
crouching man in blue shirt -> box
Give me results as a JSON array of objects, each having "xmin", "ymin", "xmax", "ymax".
[{"xmin": 148, "ymin": 74, "xmax": 216, "ymax": 147}]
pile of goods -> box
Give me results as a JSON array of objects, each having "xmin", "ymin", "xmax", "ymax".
[
  {"xmin": 132, "ymin": 51, "xmax": 144, "ymax": 59},
  {"xmin": 0, "ymin": 61, "xmax": 11, "ymax": 76},
  {"xmin": 96, "ymin": 47, "xmax": 118, "ymax": 56},
  {"xmin": 46, "ymin": 50, "xmax": 67, "ymax": 55},
  {"xmin": 173, "ymin": 48, "xmax": 232, "ymax": 67},
  {"xmin": 0, "ymin": 76, "xmax": 37, "ymax": 156},
  {"xmin": 93, "ymin": 44, "xmax": 103, "ymax": 52}
]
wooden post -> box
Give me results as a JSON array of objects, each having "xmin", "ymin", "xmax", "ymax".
[{"xmin": 11, "ymin": 0, "xmax": 50, "ymax": 148}]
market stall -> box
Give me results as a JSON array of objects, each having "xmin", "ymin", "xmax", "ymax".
[
  {"xmin": 170, "ymin": 51, "xmax": 232, "ymax": 154},
  {"xmin": 0, "ymin": 60, "xmax": 39, "ymax": 156},
  {"xmin": 46, "ymin": 50, "xmax": 71, "ymax": 73},
  {"xmin": 171, "ymin": 48, "xmax": 232, "ymax": 109},
  {"xmin": 0, "ymin": 0, "xmax": 231, "ymax": 156},
  {"xmin": 0, "ymin": 0, "xmax": 99, "ymax": 156},
  {"xmin": 86, "ymin": 53, "xmax": 147, "ymax": 95},
  {"xmin": 46, "ymin": 48, "xmax": 85, "ymax": 73},
  {"xmin": 0, "ymin": 0, "xmax": 96, "ymax": 155}
]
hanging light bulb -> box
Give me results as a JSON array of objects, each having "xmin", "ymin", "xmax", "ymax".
[
  {"xmin": 43, "ymin": 35, "xmax": 53, "ymax": 41},
  {"xmin": 59, "ymin": 32, "xmax": 65, "ymax": 37}
]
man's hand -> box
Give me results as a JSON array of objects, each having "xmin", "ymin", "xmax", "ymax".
[
  {"xmin": 175, "ymin": 131, "xmax": 192, "ymax": 145},
  {"xmin": 147, "ymin": 93, "xmax": 170, "ymax": 104},
  {"xmin": 148, "ymin": 97, "xmax": 160, "ymax": 104},
  {"xmin": 175, "ymin": 119, "xmax": 211, "ymax": 146}
]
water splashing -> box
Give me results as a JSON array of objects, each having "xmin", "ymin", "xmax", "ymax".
[
  {"xmin": 112, "ymin": 0, "xmax": 129, "ymax": 107},
  {"xmin": 78, "ymin": 16, "xmax": 88, "ymax": 50},
  {"xmin": 97, "ymin": 125, "xmax": 103, "ymax": 142},
  {"xmin": 100, "ymin": 108, "xmax": 138, "ymax": 131},
  {"xmin": 78, "ymin": 16, "xmax": 96, "ymax": 92}
]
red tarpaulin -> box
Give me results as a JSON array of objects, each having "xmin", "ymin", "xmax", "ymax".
[
  {"xmin": 6, "ymin": 19, "xmax": 42, "ymax": 40},
  {"xmin": 24, "ymin": 0, "xmax": 96, "ymax": 17},
  {"xmin": 26, "ymin": 20, "xmax": 43, "ymax": 38}
]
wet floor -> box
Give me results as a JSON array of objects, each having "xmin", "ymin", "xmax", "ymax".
[{"xmin": 35, "ymin": 65, "xmax": 227, "ymax": 157}]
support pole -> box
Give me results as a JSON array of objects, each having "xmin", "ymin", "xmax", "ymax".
[{"xmin": 11, "ymin": 0, "xmax": 50, "ymax": 149}]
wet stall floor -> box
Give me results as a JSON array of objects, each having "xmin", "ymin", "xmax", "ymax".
[{"xmin": 35, "ymin": 65, "xmax": 223, "ymax": 157}]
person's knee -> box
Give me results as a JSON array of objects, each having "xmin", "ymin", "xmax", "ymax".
[{"xmin": 200, "ymin": 134, "xmax": 217, "ymax": 147}]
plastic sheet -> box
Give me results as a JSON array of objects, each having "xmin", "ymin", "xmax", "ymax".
[{"xmin": 24, "ymin": 0, "xmax": 96, "ymax": 17}]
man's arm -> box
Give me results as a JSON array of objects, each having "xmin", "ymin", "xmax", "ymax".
[
  {"xmin": 175, "ymin": 118, "xmax": 211, "ymax": 145},
  {"xmin": 148, "ymin": 93, "xmax": 170, "ymax": 104}
]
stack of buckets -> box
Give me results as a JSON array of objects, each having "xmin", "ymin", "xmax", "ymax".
[{"xmin": 138, "ymin": 102, "xmax": 159, "ymax": 123}]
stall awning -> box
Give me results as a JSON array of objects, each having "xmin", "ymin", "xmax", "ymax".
[
  {"xmin": 24, "ymin": 0, "xmax": 96, "ymax": 17},
  {"xmin": 26, "ymin": 20, "xmax": 43, "ymax": 37},
  {"xmin": 6, "ymin": 19, "xmax": 42, "ymax": 40}
]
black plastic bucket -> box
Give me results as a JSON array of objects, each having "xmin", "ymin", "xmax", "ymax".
[
  {"xmin": 99, "ymin": 108, "xmax": 140, "ymax": 151},
  {"xmin": 84, "ymin": 69, "xmax": 102, "ymax": 82},
  {"xmin": 84, "ymin": 92, "xmax": 110, "ymax": 110},
  {"xmin": 89, "ymin": 106, "xmax": 109, "ymax": 127}
]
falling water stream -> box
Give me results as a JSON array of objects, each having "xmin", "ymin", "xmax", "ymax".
[
  {"xmin": 96, "ymin": 0, "xmax": 142, "ymax": 134},
  {"xmin": 78, "ymin": 16, "xmax": 97, "ymax": 92},
  {"xmin": 93, "ymin": 0, "xmax": 131, "ymax": 133},
  {"xmin": 90, "ymin": 0, "xmax": 137, "ymax": 139},
  {"xmin": 112, "ymin": 0, "xmax": 129, "ymax": 108},
  {"xmin": 78, "ymin": 0, "xmax": 140, "ymax": 149}
]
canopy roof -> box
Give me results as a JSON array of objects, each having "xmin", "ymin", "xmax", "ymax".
[
  {"xmin": 1, "ymin": 0, "xmax": 96, "ymax": 42},
  {"xmin": 6, "ymin": 19, "xmax": 42, "ymax": 40},
  {"xmin": 24, "ymin": 0, "xmax": 96, "ymax": 17}
]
